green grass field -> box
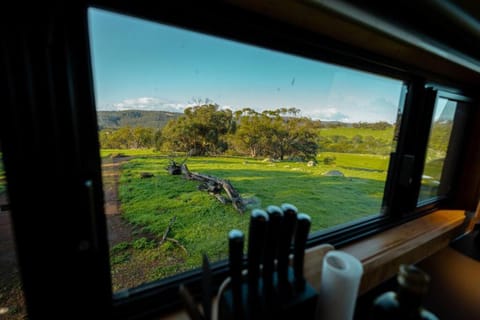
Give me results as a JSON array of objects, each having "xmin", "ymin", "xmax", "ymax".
[
  {"xmin": 107, "ymin": 150, "xmax": 389, "ymax": 289},
  {"xmin": 119, "ymin": 153, "xmax": 387, "ymax": 229},
  {"xmin": 320, "ymin": 127, "xmax": 394, "ymax": 140}
]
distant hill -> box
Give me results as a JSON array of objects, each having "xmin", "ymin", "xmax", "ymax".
[
  {"xmin": 97, "ymin": 110, "xmax": 182, "ymax": 130},
  {"xmin": 321, "ymin": 121, "xmax": 354, "ymax": 128}
]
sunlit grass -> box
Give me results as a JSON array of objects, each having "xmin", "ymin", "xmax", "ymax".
[
  {"xmin": 320, "ymin": 127, "xmax": 394, "ymax": 141},
  {"xmin": 111, "ymin": 152, "xmax": 388, "ymax": 283},
  {"xmin": 100, "ymin": 148, "xmax": 160, "ymax": 158}
]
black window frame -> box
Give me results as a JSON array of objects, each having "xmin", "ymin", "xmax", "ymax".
[
  {"xmin": 1, "ymin": 2, "xmax": 479, "ymax": 319},
  {"xmin": 416, "ymin": 89, "xmax": 474, "ymax": 206}
]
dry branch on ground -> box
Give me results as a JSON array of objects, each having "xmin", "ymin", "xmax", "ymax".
[
  {"xmin": 165, "ymin": 161, "xmax": 248, "ymax": 213},
  {"xmin": 159, "ymin": 216, "xmax": 188, "ymax": 254},
  {"xmin": 181, "ymin": 164, "xmax": 246, "ymax": 213}
]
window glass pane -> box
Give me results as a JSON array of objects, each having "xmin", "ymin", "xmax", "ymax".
[
  {"xmin": 88, "ymin": 8, "xmax": 403, "ymax": 292},
  {"xmin": 0, "ymin": 147, "xmax": 26, "ymax": 319},
  {"xmin": 419, "ymin": 98, "xmax": 457, "ymax": 202}
]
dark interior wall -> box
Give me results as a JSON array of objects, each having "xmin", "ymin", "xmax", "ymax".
[{"xmin": 1, "ymin": 3, "xmax": 112, "ymax": 318}]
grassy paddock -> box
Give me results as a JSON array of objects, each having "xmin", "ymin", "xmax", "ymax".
[
  {"xmin": 100, "ymin": 148, "xmax": 160, "ymax": 158},
  {"xmin": 320, "ymin": 127, "xmax": 394, "ymax": 140},
  {"xmin": 109, "ymin": 152, "xmax": 389, "ymax": 286}
]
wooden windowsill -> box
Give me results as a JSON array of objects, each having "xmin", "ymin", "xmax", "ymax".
[
  {"xmin": 304, "ymin": 209, "xmax": 470, "ymax": 296},
  {"xmin": 162, "ymin": 209, "xmax": 471, "ymax": 319}
]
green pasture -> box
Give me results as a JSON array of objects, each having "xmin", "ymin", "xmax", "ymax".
[
  {"xmin": 320, "ymin": 127, "xmax": 394, "ymax": 141},
  {"xmin": 109, "ymin": 152, "xmax": 389, "ymax": 287},
  {"xmin": 100, "ymin": 148, "xmax": 159, "ymax": 158}
]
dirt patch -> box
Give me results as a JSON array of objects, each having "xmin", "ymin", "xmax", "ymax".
[{"xmin": 102, "ymin": 157, "xmax": 137, "ymax": 247}]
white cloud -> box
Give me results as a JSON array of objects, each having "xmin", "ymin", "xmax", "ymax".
[
  {"xmin": 353, "ymin": 97, "xmax": 398, "ymax": 123},
  {"xmin": 304, "ymin": 94, "xmax": 398, "ymax": 123},
  {"xmin": 98, "ymin": 97, "xmax": 186, "ymax": 113},
  {"xmin": 309, "ymin": 107, "xmax": 350, "ymax": 122},
  {"xmin": 100, "ymin": 97, "xmax": 374, "ymax": 123}
]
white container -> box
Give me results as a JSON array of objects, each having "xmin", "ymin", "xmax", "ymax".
[{"xmin": 315, "ymin": 250, "xmax": 364, "ymax": 320}]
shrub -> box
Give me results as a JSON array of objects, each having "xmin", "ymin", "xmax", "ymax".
[{"xmin": 323, "ymin": 156, "xmax": 336, "ymax": 165}]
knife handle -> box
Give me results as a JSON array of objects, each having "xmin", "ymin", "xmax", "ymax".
[
  {"xmin": 278, "ymin": 204, "xmax": 298, "ymax": 288},
  {"xmin": 247, "ymin": 209, "xmax": 268, "ymax": 297},
  {"xmin": 179, "ymin": 284, "xmax": 204, "ymax": 320},
  {"xmin": 202, "ymin": 254, "xmax": 212, "ymax": 320},
  {"xmin": 229, "ymin": 229, "xmax": 244, "ymax": 320},
  {"xmin": 293, "ymin": 213, "xmax": 311, "ymax": 291},
  {"xmin": 264, "ymin": 206, "xmax": 283, "ymax": 291}
]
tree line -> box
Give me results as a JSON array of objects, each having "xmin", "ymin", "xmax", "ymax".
[{"xmin": 99, "ymin": 104, "xmax": 395, "ymax": 159}]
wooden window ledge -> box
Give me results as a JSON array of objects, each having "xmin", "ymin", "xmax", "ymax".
[{"xmin": 305, "ymin": 209, "xmax": 471, "ymax": 295}]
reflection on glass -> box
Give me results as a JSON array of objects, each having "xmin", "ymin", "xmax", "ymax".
[
  {"xmin": 419, "ymin": 98, "xmax": 457, "ymax": 202},
  {"xmin": 88, "ymin": 8, "xmax": 403, "ymax": 292},
  {"xmin": 0, "ymin": 148, "xmax": 26, "ymax": 319}
]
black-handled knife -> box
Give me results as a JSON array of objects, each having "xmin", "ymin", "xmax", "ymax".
[
  {"xmin": 247, "ymin": 209, "xmax": 268, "ymax": 319},
  {"xmin": 201, "ymin": 254, "xmax": 212, "ymax": 320},
  {"xmin": 263, "ymin": 206, "xmax": 283, "ymax": 297},
  {"xmin": 228, "ymin": 229, "xmax": 244, "ymax": 320},
  {"xmin": 277, "ymin": 203, "xmax": 298, "ymax": 297},
  {"xmin": 247, "ymin": 209, "xmax": 269, "ymax": 299},
  {"xmin": 293, "ymin": 213, "xmax": 311, "ymax": 292},
  {"xmin": 179, "ymin": 284, "xmax": 204, "ymax": 320}
]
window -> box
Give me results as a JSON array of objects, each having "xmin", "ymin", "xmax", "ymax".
[
  {"xmin": 419, "ymin": 93, "xmax": 471, "ymax": 204},
  {"xmin": 88, "ymin": 8, "xmax": 404, "ymax": 293}
]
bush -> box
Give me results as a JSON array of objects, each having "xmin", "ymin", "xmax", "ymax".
[{"xmin": 323, "ymin": 156, "xmax": 336, "ymax": 165}]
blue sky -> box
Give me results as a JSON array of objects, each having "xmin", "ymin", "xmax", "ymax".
[{"xmin": 88, "ymin": 8, "xmax": 403, "ymax": 123}]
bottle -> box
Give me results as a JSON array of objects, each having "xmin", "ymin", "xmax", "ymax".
[{"xmin": 370, "ymin": 264, "xmax": 439, "ymax": 320}]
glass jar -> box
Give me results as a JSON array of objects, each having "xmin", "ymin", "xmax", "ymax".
[{"xmin": 370, "ymin": 264, "xmax": 439, "ymax": 320}]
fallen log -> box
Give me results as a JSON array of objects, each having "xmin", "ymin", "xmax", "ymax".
[
  {"xmin": 180, "ymin": 164, "xmax": 246, "ymax": 213},
  {"xmin": 165, "ymin": 154, "xmax": 190, "ymax": 175},
  {"xmin": 166, "ymin": 160, "xmax": 182, "ymax": 175}
]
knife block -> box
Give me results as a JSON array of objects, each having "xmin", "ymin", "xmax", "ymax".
[{"xmin": 218, "ymin": 267, "xmax": 318, "ymax": 320}]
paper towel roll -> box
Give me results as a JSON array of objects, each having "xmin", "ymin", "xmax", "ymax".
[{"xmin": 315, "ymin": 250, "xmax": 363, "ymax": 320}]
